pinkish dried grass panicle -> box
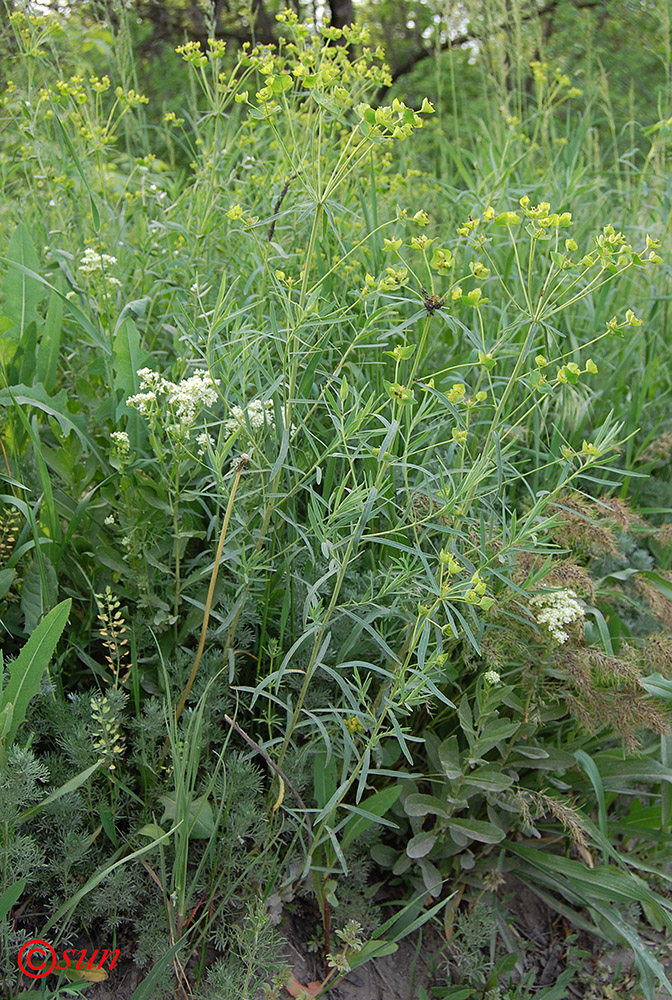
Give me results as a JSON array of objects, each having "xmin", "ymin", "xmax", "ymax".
[
  {"xmin": 634, "ymin": 575, "xmax": 672, "ymax": 629},
  {"xmin": 642, "ymin": 632, "xmax": 672, "ymax": 674},
  {"xmin": 638, "ymin": 431, "xmax": 672, "ymax": 465},
  {"xmin": 513, "ymin": 787, "xmax": 590, "ymax": 851},
  {"xmin": 558, "ymin": 646, "xmax": 671, "ymax": 753},
  {"xmin": 549, "ymin": 492, "xmax": 640, "ymax": 557}
]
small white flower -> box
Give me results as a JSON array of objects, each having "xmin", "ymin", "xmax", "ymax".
[
  {"xmin": 104, "ymin": 514, "xmax": 116, "ymax": 525},
  {"xmin": 166, "ymin": 370, "xmax": 219, "ymax": 424},
  {"xmin": 126, "ymin": 390, "xmax": 157, "ymax": 414},
  {"xmin": 79, "ymin": 248, "xmax": 118, "ymax": 274},
  {"xmin": 111, "ymin": 431, "xmax": 130, "ymax": 454},
  {"xmin": 197, "ymin": 431, "xmax": 215, "ymax": 455},
  {"xmin": 529, "ymin": 589, "xmax": 585, "ymax": 644},
  {"xmin": 224, "ymin": 398, "xmax": 275, "ymax": 436},
  {"xmin": 483, "ymin": 669, "xmax": 501, "ymax": 685},
  {"xmin": 166, "ymin": 422, "xmax": 189, "ymax": 440},
  {"xmin": 127, "ymin": 368, "xmax": 220, "ymax": 428}
]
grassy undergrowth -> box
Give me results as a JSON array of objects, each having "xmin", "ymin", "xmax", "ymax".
[{"xmin": 0, "ymin": 3, "xmax": 671, "ymax": 999}]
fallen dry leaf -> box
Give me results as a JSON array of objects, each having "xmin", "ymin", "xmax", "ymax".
[{"xmin": 285, "ymin": 972, "xmax": 324, "ymax": 998}]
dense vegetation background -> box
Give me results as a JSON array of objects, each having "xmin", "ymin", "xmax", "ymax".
[{"xmin": 0, "ymin": 1, "xmax": 671, "ymax": 999}]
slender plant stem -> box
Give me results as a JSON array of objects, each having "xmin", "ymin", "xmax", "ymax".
[{"xmin": 173, "ymin": 454, "xmax": 249, "ymax": 727}]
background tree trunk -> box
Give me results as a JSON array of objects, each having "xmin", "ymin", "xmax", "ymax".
[{"xmin": 328, "ymin": 0, "xmax": 354, "ymax": 29}]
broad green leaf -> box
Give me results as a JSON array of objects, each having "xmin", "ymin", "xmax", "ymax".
[
  {"xmin": 575, "ymin": 750, "xmax": 608, "ymax": 842},
  {"xmin": 37, "ymin": 283, "xmax": 64, "ymax": 392},
  {"xmin": 347, "ymin": 938, "xmax": 398, "ymax": 969},
  {"xmin": 584, "ymin": 754, "xmax": 672, "ymax": 790},
  {"xmin": 404, "ymin": 793, "xmax": 447, "ymax": 818},
  {"xmin": 340, "ymin": 785, "xmax": 401, "ymax": 850},
  {"xmin": 18, "ymin": 320, "xmax": 37, "ymax": 385},
  {"xmin": 640, "ymin": 673, "xmax": 672, "ymax": 701},
  {"xmin": 313, "ymin": 751, "xmax": 338, "ymax": 810},
  {"xmin": 137, "ymin": 823, "xmax": 167, "ymax": 839},
  {"xmin": 0, "ymin": 256, "xmax": 109, "ymax": 353},
  {"xmin": 438, "ymin": 735, "xmax": 462, "ymax": 779},
  {"xmin": 636, "ymin": 571, "xmax": 672, "ymax": 603},
  {"xmin": 470, "ymin": 720, "xmax": 521, "ymax": 758},
  {"xmin": 406, "ymin": 831, "xmax": 436, "ymax": 858},
  {"xmin": 0, "ymin": 568, "xmax": 16, "ymax": 599},
  {"xmin": 21, "ymin": 555, "xmax": 58, "ymax": 633},
  {"xmin": 159, "ymin": 793, "xmax": 215, "ymax": 839},
  {"xmin": 0, "ymin": 705, "xmax": 13, "ymax": 744},
  {"xmin": 0, "ymin": 383, "xmax": 104, "ymax": 462},
  {"xmin": 462, "ymin": 766, "xmax": 515, "ymax": 792},
  {"xmin": 1, "ymin": 224, "xmax": 44, "ymax": 340},
  {"xmin": 0, "ymin": 599, "xmax": 71, "ymax": 750},
  {"xmin": 447, "ymin": 817, "xmax": 505, "ymax": 844},
  {"xmin": 0, "ymin": 880, "xmax": 25, "ymax": 921},
  {"xmin": 507, "ymin": 843, "xmax": 672, "ymax": 921},
  {"xmin": 419, "ymin": 857, "xmax": 442, "ymax": 894},
  {"xmin": 113, "ymin": 317, "xmax": 149, "ymax": 430}
]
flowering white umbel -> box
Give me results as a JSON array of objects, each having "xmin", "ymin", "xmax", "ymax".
[
  {"xmin": 483, "ymin": 669, "xmax": 501, "ymax": 685},
  {"xmin": 127, "ymin": 367, "xmax": 219, "ymax": 427},
  {"xmin": 224, "ymin": 398, "xmax": 274, "ymax": 436},
  {"xmin": 110, "ymin": 430, "xmax": 130, "ymax": 455},
  {"xmin": 79, "ymin": 248, "xmax": 121, "ymax": 289},
  {"xmin": 79, "ymin": 248, "xmax": 118, "ymax": 273},
  {"xmin": 529, "ymin": 589, "xmax": 585, "ymax": 644},
  {"xmin": 197, "ymin": 431, "xmax": 215, "ymax": 456}
]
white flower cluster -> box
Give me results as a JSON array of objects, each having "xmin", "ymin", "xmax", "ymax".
[
  {"xmin": 167, "ymin": 372, "xmax": 219, "ymax": 423},
  {"xmin": 529, "ymin": 589, "xmax": 585, "ymax": 644},
  {"xmin": 197, "ymin": 431, "xmax": 215, "ymax": 456},
  {"xmin": 79, "ymin": 248, "xmax": 117, "ymax": 272},
  {"xmin": 127, "ymin": 368, "xmax": 220, "ymax": 427},
  {"xmin": 224, "ymin": 398, "xmax": 275, "ymax": 436},
  {"xmin": 110, "ymin": 430, "xmax": 130, "ymax": 455},
  {"xmin": 79, "ymin": 248, "xmax": 121, "ymax": 287},
  {"xmin": 483, "ymin": 669, "xmax": 501, "ymax": 685}
]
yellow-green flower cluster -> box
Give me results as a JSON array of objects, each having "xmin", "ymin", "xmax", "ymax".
[
  {"xmin": 9, "ymin": 9, "xmax": 61, "ymax": 59},
  {"xmin": 530, "ymin": 61, "xmax": 583, "ymax": 100},
  {"xmin": 529, "ymin": 354, "xmax": 598, "ymax": 393},
  {"xmin": 356, "ymin": 97, "xmax": 435, "ymax": 143},
  {"xmin": 377, "ymin": 266, "xmax": 408, "ymax": 292},
  {"xmin": 228, "ymin": 16, "xmax": 392, "ymax": 118},
  {"xmin": 439, "ymin": 549, "xmax": 462, "ymax": 575}
]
